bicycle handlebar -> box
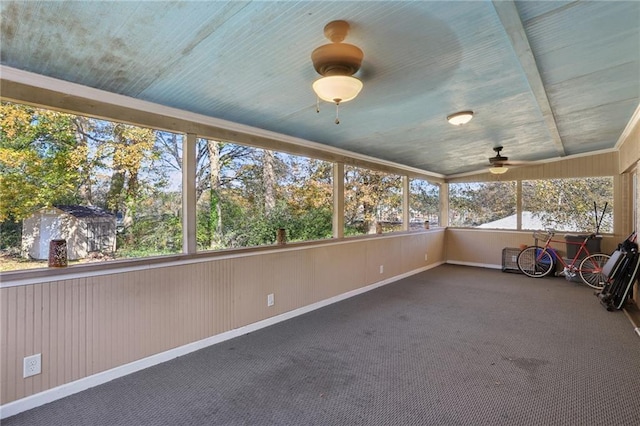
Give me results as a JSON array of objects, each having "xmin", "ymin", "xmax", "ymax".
[{"xmin": 533, "ymin": 229, "xmax": 554, "ymax": 241}]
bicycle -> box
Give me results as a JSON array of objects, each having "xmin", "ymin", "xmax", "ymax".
[{"xmin": 517, "ymin": 229, "xmax": 610, "ymax": 289}]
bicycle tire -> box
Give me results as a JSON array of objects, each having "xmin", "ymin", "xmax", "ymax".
[
  {"xmin": 517, "ymin": 246, "xmax": 555, "ymax": 278},
  {"xmin": 579, "ymin": 253, "xmax": 611, "ymax": 289}
]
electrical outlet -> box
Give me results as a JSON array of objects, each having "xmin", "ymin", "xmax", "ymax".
[
  {"xmin": 511, "ymin": 255, "xmax": 517, "ymax": 262},
  {"xmin": 424, "ymin": 253, "xmax": 428, "ymax": 261},
  {"xmin": 379, "ymin": 265, "xmax": 384, "ymax": 274},
  {"xmin": 267, "ymin": 293, "xmax": 274, "ymax": 307},
  {"xmin": 23, "ymin": 353, "xmax": 41, "ymax": 378}
]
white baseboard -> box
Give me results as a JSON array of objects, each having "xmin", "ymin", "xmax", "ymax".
[
  {"xmin": 0, "ymin": 262, "xmax": 443, "ymax": 419},
  {"xmin": 446, "ymin": 260, "xmax": 502, "ymax": 270}
]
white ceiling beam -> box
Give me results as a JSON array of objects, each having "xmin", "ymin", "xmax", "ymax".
[{"xmin": 492, "ymin": 0, "xmax": 566, "ymax": 157}]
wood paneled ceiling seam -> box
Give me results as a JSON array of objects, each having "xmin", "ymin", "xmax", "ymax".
[{"xmin": 492, "ymin": 0, "xmax": 566, "ymax": 157}]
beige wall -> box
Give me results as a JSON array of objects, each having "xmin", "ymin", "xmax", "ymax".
[
  {"xmin": 0, "ymin": 230, "xmax": 445, "ymax": 405},
  {"xmin": 617, "ymin": 110, "xmax": 640, "ymax": 303},
  {"xmin": 445, "ymin": 229, "xmax": 619, "ymax": 267},
  {"xmin": 618, "ymin": 117, "xmax": 640, "ymax": 173}
]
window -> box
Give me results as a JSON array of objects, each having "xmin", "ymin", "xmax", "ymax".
[
  {"xmin": 522, "ymin": 177, "xmax": 613, "ymax": 233},
  {"xmin": 0, "ymin": 101, "xmax": 183, "ymax": 271},
  {"xmin": 196, "ymin": 139, "xmax": 333, "ymax": 250},
  {"xmin": 449, "ymin": 181, "xmax": 516, "ymax": 228},
  {"xmin": 344, "ymin": 166, "xmax": 402, "ymax": 235},
  {"xmin": 409, "ymin": 179, "xmax": 440, "ymax": 229}
]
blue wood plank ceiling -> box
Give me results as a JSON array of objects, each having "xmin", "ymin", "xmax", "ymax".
[{"xmin": 1, "ymin": 0, "xmax": 638, "ymax": 176}]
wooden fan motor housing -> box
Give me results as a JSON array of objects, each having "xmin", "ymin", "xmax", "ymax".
[{"xmin": 311, "ymin": 20, "xmax": 364, "ymax": 77}]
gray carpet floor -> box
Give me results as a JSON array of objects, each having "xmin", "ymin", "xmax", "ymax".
[{"xmin": 4, "ymin": 264, "xmax": 640, "ymax": 425}]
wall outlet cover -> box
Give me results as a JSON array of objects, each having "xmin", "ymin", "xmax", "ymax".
[{"xmin": 24, "ymin": 353, "xmax": 41, "ymax": 378}]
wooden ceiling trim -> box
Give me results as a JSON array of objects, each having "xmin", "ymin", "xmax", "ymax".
[{"xmin": 492, "ymin": 0, "xmax": 566, "ymax": 157}]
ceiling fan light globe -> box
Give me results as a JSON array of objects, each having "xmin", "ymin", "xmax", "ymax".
[
  {"xmin": 313, "ymin": 75, "xmax": 363, "ymax": 103},
  {"xmin": 489, "ymin": 166, "xmax": 509, "ymax": 174}
]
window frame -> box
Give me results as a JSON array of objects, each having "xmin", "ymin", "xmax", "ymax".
[{"xmin": 1, "ymin": 99, "xmax": 440, "ymax": 275}]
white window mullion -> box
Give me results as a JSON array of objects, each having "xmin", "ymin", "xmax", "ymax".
[
  {"xmin": 402, "ymin": 176, "xmax": 409, "ymax": 231},
  {"xmin": 182, "ymin": 133, "xmax": 197, "ymax": 254},
  {"xmin": 440, "ymin": 183, "xmax": 449, "ymax": 227},
  {"xmin": 517, "ymin": 180, "xmax": 522, "ymax": 230},
  {"xmin": 333, "ymin": 163, "xmax": 345, "ymax": 238}
]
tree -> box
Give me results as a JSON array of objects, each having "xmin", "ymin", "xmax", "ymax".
[
  {"xmin": 102, "ymin": 123, "xmax": 157, "ymax": 245},
  {"xmin": 72, "ymin": 115, "xmax": 107, "ymax": 205},
  {"xmin": 448, "ymin": 182, "xmax": 516, "ymax": 226},
  {"xmin": 522, "ymin": 178, "xmax": 613, "ymax": 232},
  {"xmin": 192, "ymin": 139, "xmax": 253, "ymax": 249},
  {"xmin": 0, "ymin": 102, "xmax": 83, "ymax": 221},
  {"xmin": 263, "ymin": 150, "xmax": 276, "ymax": 215},
  {"xmin": 280, "ymin": 156, "xmax": 333, "ymax": 240},
  {"xmin": 2, "ymin": 101, "xmax": 185, "ymax": 263},
  {"xmin": 410, "ymin": 179, "xmax": 439, "ymax": 225},
  {"xmin": 206, "ymin": 139, "xmax": 223, "ymax": 248},
  {"xmin": 191, "ymin": 142, "xmax": 335, "ymax": 249},
  {"xmin": 345, "ymin": 166, "xmax": 402, "ymax": 234}
]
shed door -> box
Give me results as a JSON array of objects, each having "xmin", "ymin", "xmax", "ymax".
[{"xmin": 39, "ymin": 216, "xmax": 62, "ymax": 259}]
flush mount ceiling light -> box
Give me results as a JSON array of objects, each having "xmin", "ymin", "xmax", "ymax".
[
  {"xmin": 447, "ymin": 110, "xmax": 474, "ymax": 126},
  {"xmin": 311, "ymin": 20, "xmax": 364, "ymax": 124}
]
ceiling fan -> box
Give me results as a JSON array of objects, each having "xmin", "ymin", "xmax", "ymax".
[
  {"xmin": 311, "ymin": 20, "xmax": 364, "ymax": 124},
  {"xmin": 487, "ymin": 146, "xmax": 528, "ymax": 174}
]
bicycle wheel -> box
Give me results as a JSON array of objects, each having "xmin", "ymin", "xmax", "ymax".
[
  {"xmin": 579, "ymin": 253, "xmax": 611, "ymax": 289},
  {"xmin": 517, "ymin": 246, "xmax": 555, "ymax": 278}
]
